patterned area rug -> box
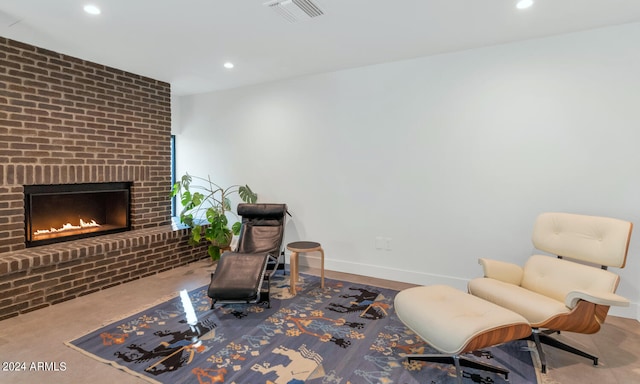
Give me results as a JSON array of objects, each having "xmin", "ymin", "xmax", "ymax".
[{"xmin": 66, "ymin": 274, "xmax": 538, "ymax": 383}]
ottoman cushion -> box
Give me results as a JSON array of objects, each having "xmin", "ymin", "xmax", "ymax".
[{"xmin": 395, "ymin": 285, "xmax": 531, "ymax": 355}]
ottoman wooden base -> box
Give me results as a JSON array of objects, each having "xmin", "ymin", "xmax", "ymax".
[{"xmin": 395, "ymin": 285, "xmax": 531, "ymax": 383}]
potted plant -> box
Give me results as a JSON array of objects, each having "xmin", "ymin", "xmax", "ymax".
[{"xmin": 171, "ymin": 173, "xmax": 257, "ymax": 261}]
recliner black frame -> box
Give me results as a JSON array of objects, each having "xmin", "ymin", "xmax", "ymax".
[{"xmin": 207, "ymin": 203, "xmax": 288, "ymax": 309}]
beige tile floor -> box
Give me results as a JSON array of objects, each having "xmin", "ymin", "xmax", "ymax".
[{"xmin": 0, "ymin": 258, "xmax": 638, "ymax": 384}]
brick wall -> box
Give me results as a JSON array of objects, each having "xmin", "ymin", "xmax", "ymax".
[
  {"xmin": 0, "ymin": 226, "xmax": 207, "ymax": 321},
  {"xmin": 0, "ymin": 37, "xmax": 208, "ymax": 321},
  {"xmin": 0, "ymin": 37, "xmax": 172, "ymax": 253}
]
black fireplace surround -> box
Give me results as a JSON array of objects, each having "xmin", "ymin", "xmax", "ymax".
[{"xmin": 24, "ymin": 182, "xmax": 132, "ymax": 247}]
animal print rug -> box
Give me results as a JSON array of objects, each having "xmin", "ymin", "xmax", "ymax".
[{"xmin": 66, "ymin": 274, "xmax": 538, "ymax": 383}]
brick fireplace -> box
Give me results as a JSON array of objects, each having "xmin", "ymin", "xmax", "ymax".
[
  {"xmin": 0, "ymin": 37, "xmax": 208, "ymax": 321},
  {"xmin": 24, "ymin": 182, "xmax": 132, "ymax": 247}
]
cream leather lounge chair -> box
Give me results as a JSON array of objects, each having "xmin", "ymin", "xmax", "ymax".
[{"xmin": 468, "ymin": 212, "xmax": 633, "ymax": 373}]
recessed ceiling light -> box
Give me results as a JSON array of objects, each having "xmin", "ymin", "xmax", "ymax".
[
  {"xmin": 516, "ymin": 0, "xmax": 534, "ymax": 9},
  {"xmin": 224, "ymin": 62, "xmax": 234, "ymax": 69},
  {"xmin": 83, "ymin": 4, "xmax": 101, "ymax": 15}
]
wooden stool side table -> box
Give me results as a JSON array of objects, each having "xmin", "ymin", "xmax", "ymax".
[{"xmin": 286, "ymin": 241, "xmax": 324, "ymax": 295}]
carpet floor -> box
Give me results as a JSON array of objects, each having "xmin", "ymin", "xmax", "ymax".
[{"xmin": 66, "ymin": 273, "xmax": 538, "ymax": 384}]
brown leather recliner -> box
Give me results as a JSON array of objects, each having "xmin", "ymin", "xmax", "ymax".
[{"xmin": 207, "ymin": 203, "xmax": 288, "ymax": 308}]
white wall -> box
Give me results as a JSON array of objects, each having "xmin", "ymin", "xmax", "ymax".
[{"xmin": 174, "ymin": 22, "xmax": 640, "ymax": 318}]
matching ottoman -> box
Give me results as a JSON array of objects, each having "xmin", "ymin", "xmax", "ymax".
[{"xmin": 395, "ymin": 285, "xmax": 531, "ymax": 383}]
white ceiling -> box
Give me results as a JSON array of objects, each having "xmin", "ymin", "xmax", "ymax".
[{"xmin": 1, "ymin": 0, "xmax": 640, "ymax": 96}]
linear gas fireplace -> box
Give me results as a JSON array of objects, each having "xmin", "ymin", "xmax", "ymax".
[{"xmin": 24, "ymin": 182, "xmax": 132, "ymax": 247}]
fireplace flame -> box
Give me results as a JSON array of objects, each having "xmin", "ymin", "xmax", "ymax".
[{"xmin": 34, "ymin": 219, "xmax": 101, "ymax": 236}]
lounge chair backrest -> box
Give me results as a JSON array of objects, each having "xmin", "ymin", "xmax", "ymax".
[
  {"xmin": 532, "ymin": 212, "xmax": 632, "ymax": 268},
  {"xmin": 236, "ymin": 203, "xmax": 287, "ymax": 256}
]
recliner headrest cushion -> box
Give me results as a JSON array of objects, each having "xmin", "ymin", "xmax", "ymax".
[{"xmin": 237, "ymin": 203, "xmax": 288, "ymax": 219}]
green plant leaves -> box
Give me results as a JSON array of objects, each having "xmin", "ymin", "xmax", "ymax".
[
  {"xmin": 192, "ymin": 192, "xmax": 204, "ymax": 206},
  {"xmin": 171, "ymin": 173, "xmax": 258, "ymax": 261},
  {"xmin": 190, "ymin": 224, "xmax": 202, "ymax": 244},
  {"xmin": 170, "ymin": 182, "xmax": 180, "ymax": 198},
  {"xmin": 231, "ymin": 221, "xmax": 241, "ymax": 236},
  {"xmin": 181, "ymin": 213, "xmax": 194, "ymax": 227},
  {"xmin": 205, "ymin": 207, "xmax": 223, "ymax": 224},
  {"xmin": 180, "ymin": 191, "xmax": 192, "ymax": 207},
  {"xmin": 180, "ymin": 173, "xmax": 192, "ymax": 188},
  {"xmin": 208, "ymin": 245, "xmax": 221, "ymax": 260},
  {"xmin": 239, "ymin": 185, "xmax": 257, "ymax": 203}
]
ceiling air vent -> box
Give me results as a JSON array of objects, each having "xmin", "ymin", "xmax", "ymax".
[{"xmin": 265, "ymin": 0, "xmax": 324, "ymax": 23}]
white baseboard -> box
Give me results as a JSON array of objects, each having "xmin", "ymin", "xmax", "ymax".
[
  {"xmin": 293, "ymin": 255, "xmax": 469, "ymax": 292},
  {"xmin": 292, "ymin": 255, "xmax": 640, "ymax": 321}
]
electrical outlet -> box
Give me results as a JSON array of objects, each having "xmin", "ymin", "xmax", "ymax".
[{"xmin": 376, "ymin": 236, "xmax": 393, "ymax": 250}]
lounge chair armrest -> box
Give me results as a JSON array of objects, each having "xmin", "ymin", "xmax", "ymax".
[
  {"xmin": 478, "ymin": 258, "xmax": 523, "ymax": 285},
  {"xmin": 565, "ymin": 290, "xmax": 630, "ymax": 308}
]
